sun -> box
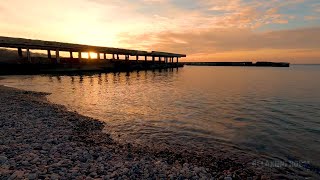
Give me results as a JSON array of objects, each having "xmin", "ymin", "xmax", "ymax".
[{"xmin": 80, "ymin": 52, "xmax": 98, "ymax": 59}]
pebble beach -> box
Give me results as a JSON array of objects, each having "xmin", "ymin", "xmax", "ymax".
[{"xmin": 0, "ymin": 85, "xmax": 316, "ymax": 179}]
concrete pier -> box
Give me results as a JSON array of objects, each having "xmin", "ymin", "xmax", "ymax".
[
  {"xmin": 27, "ymin": 48, "xmax": 31, "ymax": 62},
  {"xmin": 0, "ymin": 36, "xmax": 187, "ymax": 74},
  {"xmin": 18, "ymin": 48, "xmax": 23, "ymax": 58},
  {"xmin": 0, "ymin": 36, "xmax": 186, "ymax": 64},
  {"xmin": 78, "ymin": 52, "xmax": 82, "ymax": 60},
  {"xmin": 47, "ymin": 50, "xmax": 51, "ymax": 59},
  {"xmin": 56, "ymin": 49, "xmax": 60, "ymax": 63}
]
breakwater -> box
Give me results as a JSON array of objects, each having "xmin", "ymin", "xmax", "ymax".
[{"xmin": 184, "ymin": 61, "xmax": 290, "ymax": 67}]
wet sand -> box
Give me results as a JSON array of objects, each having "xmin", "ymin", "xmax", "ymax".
[{"xmin": 0, "ymin": 85, "xmax": 315, "ymax": 179}]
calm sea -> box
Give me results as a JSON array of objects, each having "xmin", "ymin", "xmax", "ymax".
[{"xmin": 1, "ymin": 65, "xmax": 320, "ymax": 168}]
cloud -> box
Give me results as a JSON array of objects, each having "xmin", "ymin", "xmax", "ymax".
[
  {"xmin": 304, "ymin": 16, "xmax": 319, "ymax": 21},
  {"xmin": 86, "ymin": 0, "xmax": 302, "ymax": 30},
  {"xmin": 120, "ymin": 27, "xmax": 320, "ymax": 53},
  {"xmin": 119, "ymin": 27, "xmax": 320, "ymax": 63},
  {"xmin": 313, "ymin": 3, "xmax": 320, "ymax": 12}
]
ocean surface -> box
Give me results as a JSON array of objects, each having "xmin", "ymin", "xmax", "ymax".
[{"xmin": 1, "ymin": 65, "xmax": 320, "ymax": 168}]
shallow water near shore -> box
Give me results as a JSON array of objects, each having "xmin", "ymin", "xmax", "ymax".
[{"xmin": 1, "ymin": 65, "xmax": 320, "ymax": 169}]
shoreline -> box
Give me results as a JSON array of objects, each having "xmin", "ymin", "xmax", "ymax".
[{"xmin": 0, "ymin": 85, "xmax": 316, "ymax": 179}]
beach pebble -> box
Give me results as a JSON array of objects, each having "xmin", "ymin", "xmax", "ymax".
[
  {"xmin": 28, "ymin": 173, "xmax": 37, "ymax": 179},
  {"xmin": 0, "ymin": 155, "xmax": 8, "ymax": 164},
  {"xmin": 51, "ymin": 173, "xmax": 60, "ymax": 180},
  {"xmin": 194, "ymin": 167, "xmax": 201, "ymax": 174},
  {"xmin": 9, "ymin": 171, "xmax": 24, "ymax": 179}
]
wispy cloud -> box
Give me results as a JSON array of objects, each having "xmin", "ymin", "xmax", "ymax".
[
  {"xmin": 120, "ymin": 27, "xmax": 320, "ymax": 63},
  {"xmin": 120, "ymin": 27, "xmax": 320, "ymax": 53}
]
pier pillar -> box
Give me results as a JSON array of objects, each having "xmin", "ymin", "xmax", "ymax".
[
  {"xmin": 159, "ymin": 57, "xmax": 161, "ymax": 62},
  {"xmin": 112, "ymin": 54, "xmax": 115, "ymax": 60},
  {"xmin": 125, "ymin": 55, "xmax": 129, "ymax": 61},
  {"xmin": 70, "ymin": 51, "xmax": 73, "ymax": 59},
  {"xmin": 78, "ymin": 52, "xmax": 82, "ymax": 60},
  {"xmin": 18, "ymin": 48, "xmax": 23, "ymax": 58},
  {"xmin": 152, "ymin": 56, "xmax": 155, "ymax": 63},
  {"xmin": 171, "ymin": 57, "xmax": 174, "ymax": 63},
  {"xmin": 136, "ymin": 55, "xmax": 139, "ymax": 61},
  {"xmin": 176, "ymin": 57, "xmax": 179, "ymax": 63},
  {"xmin": 117, "ymin": 54, "xmax": 119, "ymax": 60},
  {"xmin": 56, "ymin": 49, "xmax": 60, "ymax": 63},
  {"xmin": 104, "ymin": 53, "xmax": 106, "ymax": 60},
  {"xmin": 47, "ymin": 50, "xmax": 51, "ymax": 59},
  {"xmin": 27, "ymin": 48, "xmax": 31, "ymax": 62},
  {"xmin": 145, "ymin": 56, "xmax": 147, "ymax": 62}
]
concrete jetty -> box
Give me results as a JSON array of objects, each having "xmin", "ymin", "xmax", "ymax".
[
  {"xmin": 0, "ymin": 36, "xmax": 186, "ymax": 63},
  {"xmin": 0, "ymin": 36, "xmax": 186, "ymax": 74}
]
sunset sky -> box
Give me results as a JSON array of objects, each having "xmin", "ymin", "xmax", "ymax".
[{"xmin": 1, "ymin": 0, "xmax": 320, "ymax": 63}]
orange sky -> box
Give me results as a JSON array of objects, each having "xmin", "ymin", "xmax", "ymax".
[{"xmin": 0, "ymin": 0, "xmax": 320, "ymax": 63}]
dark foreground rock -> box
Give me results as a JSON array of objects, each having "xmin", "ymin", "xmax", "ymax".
[{"xmin": 0, "ymin": 86, "xmax": 316, "ymax": 179}]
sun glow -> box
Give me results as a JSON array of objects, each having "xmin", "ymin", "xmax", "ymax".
[{"xmin": 81, "ymin": 52, "xmax": 98, "ymax": 59}]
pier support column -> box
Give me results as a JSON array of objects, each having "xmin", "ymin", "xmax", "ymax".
[
  {"xmin": 136, "ymin": 55, "xmax": 139, "ymax": 62},
  {"xmin": 27, "ymin": 48, "xmax": 31, "ymax": 62},
  {"xmin": 18, "ymin": 48, "xmax": 23, "ymax": 58},
  {"xmin": 152, "ymin": 56, "xmax": 155, "ymax": 63},
  {"xmin": 47, "ymin": 50, "xmax": 51, "ymax": 59},
  {"xmin": 117, "ymin": 54, "xmax": 119, "ymax": 60},
  {"xmin": 70, "ymin": 51, "xmax": 73, "ymax": 59},
  {"xmin": 176, "ymin": 57, "xmax": 179, "ymax": 63},
  {"xmin": 112, "ymin": 54, "xmax": 115, "ymax": 60},
  {"xmin": 159, "ymin": 57, "xmax": 161, "ymax": 63},
  {"xmin": 125, "ymin": 55, "xmax": 129, "ymax": 61},
  {"xmin": 104, "ymin": 53, "xmax": 107, "ymax": 60},
  {"xmin": 78, "ymin": 52, "xmax": 82, "ymax": 60},
  {"xmin": 145, "ymin": 56, "xmax": 147, "ymax": 62},
  {"xmin": 56, "ymin": 49, "xmax": 60, "ymax": 63}
]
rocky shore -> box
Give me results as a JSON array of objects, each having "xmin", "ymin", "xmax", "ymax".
[{"xmin": 0, "ymin": 85, "xmax": 315, "ymax": 179}]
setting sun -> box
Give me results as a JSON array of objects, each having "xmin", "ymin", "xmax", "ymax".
[{"xmin": 76, "ymin": 52, "xmax": 99, "ymax": 59}]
